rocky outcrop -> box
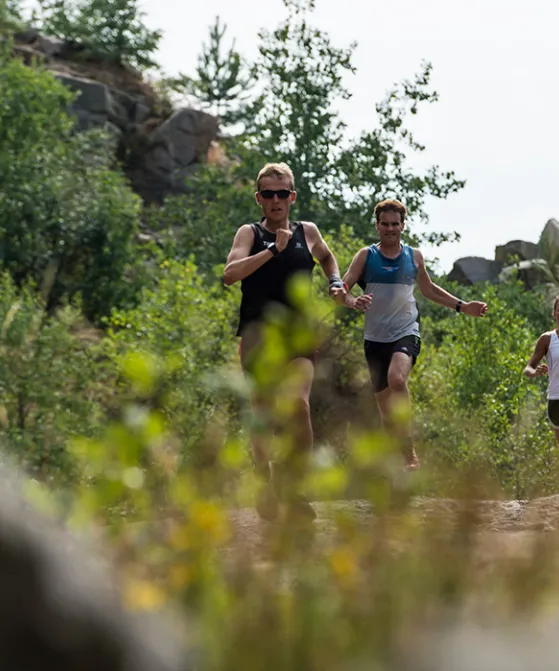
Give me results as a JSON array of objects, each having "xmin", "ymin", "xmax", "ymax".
[
  {"xmin": 498, "ymin": 258, "xmax": 550, "ymax": 289},
  {"xmin": 447, "ymin": 257, "xmax": 503, "ymax": 285},
  {"xmin": 54, "ymin": 72, "xmax": 152, "ymax": 133},
  {"xmin": 448, "ymin": 227, "xmax": 557, "ymax": 290},
  {"xmin": 12, "ymin": 30, "xmax": 219, "ymax": 204},
  {"xmin": 125, "ymin": 109, "xmax": 219, "ymax": 203},
  {"xmin": 495, "ymin": 239, "xmax": 538, "ymax": 264},
  {"xmin": 539, "ymin": 218, "xmax": 559, "ymax": 259}
]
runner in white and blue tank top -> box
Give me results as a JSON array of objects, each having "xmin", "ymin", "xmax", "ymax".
[
  {"xmin": 524, "ymin": 296, "xmax": 559, "ymax": 439},
  {"xmin": 331, "ymin": 199, "xmax": 488, "ymax": 470},
  {"xmin": 360, "ymin": 243, "xmax": 420, "ymax": 343}
]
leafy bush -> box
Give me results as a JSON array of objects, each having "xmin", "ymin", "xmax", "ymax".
[
  {"xmin": 0, "ymin": 53, "xmax": 147, "ymax": 322},
  {"xmin": 27, "ymin": 343, "xmax": 559, "ymax": 671},
  {"xmin": 0, "ymin": 274, "xmax": 107, "ymax": 481},
  {"xmin": 107, "ymin": 259, "xmax": 240, "ymax": 463},
  {"xmin": 144, "ymin": 164, "xmax": 257, "ymax": 277},
  {"xmin": 412, "ymin": 282, "xmax": 558, "ymax": 497}
]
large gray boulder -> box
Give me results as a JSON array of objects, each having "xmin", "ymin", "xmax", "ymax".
[
  {"xmin": 539, "ymin": 218, "xmax": 559, "ymax": 261},
  {"xmin": 125, "ymin": 109, "xmax": 219, "ymax": 203},
  {"xmin": 447, "ymin": 257, "xmax": 503, "ymax": 285},
  {"xmin": 495, "ymin": 240, "xmax": 538, "ymax": 264},
  {"xmin": 0, "ymin": 461, "xmax": 188, "ymax": 671},
  {"xmin": 12, "ymin": 31, "xmax": 219, "ymax": 204},
  {"xmin": 51, "ymin": 74, "xmax": 218, "ymax": 203},
  {"xmin": 498, "ymin": 258, "xmax": 550, "ymax": 289},
  {"xmin": 54, "ymin": 73, "xmax": 151, "ymax": 133}
]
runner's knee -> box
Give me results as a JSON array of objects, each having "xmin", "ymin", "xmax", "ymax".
[
  {"xmin": 387, "ymin": 370, "xmax": 407, "ymax": 393},
  {"xmin": 294, "ymin": 395, "xmax": 311, "ymax": 417}
]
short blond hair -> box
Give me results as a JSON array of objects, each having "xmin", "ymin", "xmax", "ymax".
[
  {"xmin": 374, "ymin": 199, "xmax": 407, "ymax": 222},
  {"xmin": 256, "ymin": 162, "xmax": 295, "ymax": 191}
]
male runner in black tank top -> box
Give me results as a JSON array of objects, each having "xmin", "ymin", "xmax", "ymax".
[{"xmin": 224, "ymin": 162, "xmax": 353, "ymax": 522}]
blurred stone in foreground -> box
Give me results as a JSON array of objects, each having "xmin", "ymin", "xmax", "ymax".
[{"xmin": 0, "ymin": 463, "xmax": 185, "ymax": 671}]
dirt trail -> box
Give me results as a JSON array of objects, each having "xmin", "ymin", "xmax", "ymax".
[{"xmin": 227, "ymin": 495, "xmax": 559, "ymax": 563}]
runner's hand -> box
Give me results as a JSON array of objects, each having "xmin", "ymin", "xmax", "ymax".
[
  {"xmin": 329, "ymin": 286, "xmax": 346, "ymax": 304},
  {"xmin": 353, "ymin": 294, "xmax": 372, "ymax": 312},
  {"xmin": 462, "ymin": 301, "xmax": 488, "ymax": 317},
  {"xmin": 535, "ymin": 363, "xmax": 548, "ymax": 376},
  {"xmin": 275, "ymin": 229, "xmax": 292, "ymax": 252}
]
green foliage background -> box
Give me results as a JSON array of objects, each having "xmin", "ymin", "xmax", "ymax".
[{"xmin": 1, "ymin": 3, "xmax": 559, "ymax": 666}]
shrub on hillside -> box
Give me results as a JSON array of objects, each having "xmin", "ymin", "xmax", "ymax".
[
  {"xmin": 0, "ymin": 52, "xmax": 148, "ymax": 322},
  {"xmin": 35, "ymin": 0, "xmax": 162, "ymax": 69},
  {"xmin": 412, "ymin": 282, "xmax": 558, "ymax": 497},
  {"xmin": 107, "ymin": 259, "xmax": 240, "ymax": 464},
  {"xmin": 0, "ymin": 275, "xmax": 107, "ymax": 481}
]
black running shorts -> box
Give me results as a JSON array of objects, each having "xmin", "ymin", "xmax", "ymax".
[
  {"xmin": 239, "ymin": 322, "xmax": 316, "ymax": 375},
  {"xmin": 548, "ymin": 400, "xmax": 559, "ymax": 429},
  {"xmin": 364, "ymin": 335, "xmax": 421, "ymax": 393}
]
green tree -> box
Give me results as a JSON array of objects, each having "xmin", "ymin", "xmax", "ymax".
[
  {"xmin": 165, "ymin": 16, "xmax": 258, "ymax": 132},
  {"xmin": 108, "ymin": 258, "xmax": 239, "ymax": 460},
  {"xmin": 245, "ymin": 0, "xmax": 463, "ymax": 245},
  {"xmin": 0, "ymin": 274, "xmax": 107, "ymax": 481},
  {"xmin": 0, "ymin": 0, "xmax": 22, "ymax": 33},
  {"xmin": 412, "ymin": 281, "xmax": 557, "ymax": 497},
  {"xmin": 36, "ymin": 0, "xmax": 161, "ymax": 69},
  {"xmin": 336, "ymin": 62, "xmax": 464, "ymax": 244},
  {"xmin": 144, "ymin": 164, "xmax": 257, "ymax": 276},
  {"xmin": 153, "ymin": 0, "xmax": 466, "ymax": 273},
  {"xmin": 0, "ymin": 54, "xmax": 147, "ymax": 322},
  {"xmin": 249, "ymin": 0, "xmax": 355, "ymax": 221}
]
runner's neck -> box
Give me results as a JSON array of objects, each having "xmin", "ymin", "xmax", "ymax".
[
  {"xmin": 262, "ymin": 217, "xmax": 290, "ymax": 233},
  {"xmin": 377, "ymin": 241, "xmax": 403, "ymax": 258}
]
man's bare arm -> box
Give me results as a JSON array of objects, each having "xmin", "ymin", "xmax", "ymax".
[
  {"xmin": 337, "ymin": 247, "xmax": 370, "ymax": 310},
  {"xmin": 524, "ymin": 333, "xmax": 551, "ymax": 378},
  {"xmin": 223, "ymin": 225, "xmax": 273, "ymax": 285},
  {"xmin": 303, "ymin": 222, "xmax": 340, "ymax": 279},
  {"xmin": 414, "ymin": 249, "xmax": 487, "ymax": 317}
]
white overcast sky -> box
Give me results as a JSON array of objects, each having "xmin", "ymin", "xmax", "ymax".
[{"xmin": 141, "ymin": 0, "xmax": 558, "ymax": 272}]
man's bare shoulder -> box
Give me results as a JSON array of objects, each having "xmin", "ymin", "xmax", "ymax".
[
  {"xmin": 536, "ymin": 332, "xmax": 553, "ymax": 350},
  {"xmin": 300, "ymin": 221, "xmax": 319, "ymax": 233},
  {"xmin": 235, "ymin": 223, "xmax": 255, "ymax": 237}
]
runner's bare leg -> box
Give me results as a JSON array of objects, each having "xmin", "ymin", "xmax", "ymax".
[{"xmin": 375, "ymin": 352, "xmax": 419, "ymax": 469}]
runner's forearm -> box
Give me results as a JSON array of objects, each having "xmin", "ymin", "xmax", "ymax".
[
  {"xmin": 318, "ymin": 250, "xmax": 340, "ymax": 282},
  {"xmin": 223, "ymin": 249, "xmax": 274, "ymax": 285},
  {"xmin": 425, "ymin": 283, "xmax": 463, "ymax": 309},
  {"xmin": 340, "ymin": 292, "xmax": 357, "ymax": 308}
]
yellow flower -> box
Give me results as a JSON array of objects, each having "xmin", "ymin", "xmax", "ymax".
[
  {"xmin": 168, "ymin": 564, "xmax": 191, "ymax": 590},
  {"xmin": 123, "ymin": 579, "xmax": 166, "ymax": 611},
  {"xmin": 190, "ymin": 501, "xmax": 230, "ymax": 544},
  {"xmin": 330, "ymin": 548, "xmax": 358, "ymax": 585},
  {"xmin": 169, "ymin": 525, "xmax": 191, "ymax": 551}
]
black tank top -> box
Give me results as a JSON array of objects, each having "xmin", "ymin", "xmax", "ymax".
[{"xmin": 236, "ymin": 221, "xmax": 316, "ymax": 336}]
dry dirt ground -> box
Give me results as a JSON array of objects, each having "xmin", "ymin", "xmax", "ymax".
[{"xmin": 227, "ymin": 495, "xmax": 559, "ymax": 564}]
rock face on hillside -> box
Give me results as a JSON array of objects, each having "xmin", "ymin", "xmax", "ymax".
[
  {"xmin": 12, "ymin": 30, "xmax": 219, "ymax": 204},
  {"xmin": 539, "ymin": 219, "xmax": 559, "ymax": 257},
  {"xmin": 447, "ymin": 257, "xmax": 503, "ymax": 285},
  {"xmin": 495, "ymin": 239, "xmax": 538, "ymax": 264},
  {"xmin": 125, "ymin": 109, "xmax": 219, "ymax": 203},
  {"xmin": 448, "ymin": 219, "xmax": 558, "ymax": 290}
]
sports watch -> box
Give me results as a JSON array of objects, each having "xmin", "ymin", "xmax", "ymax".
[{"xmin": 267, "ymin": 242, "xmax": 279, "ymax": 256}]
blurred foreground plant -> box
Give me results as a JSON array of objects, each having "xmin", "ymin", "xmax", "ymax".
[{"xmin": 41, "ymin": 282, "xmax": 559, "ymax": 670}]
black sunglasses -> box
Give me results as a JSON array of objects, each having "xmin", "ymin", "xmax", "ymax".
[{"xmin": 259, "ymin": 189, "xmax": 292, "ymax": 199}]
